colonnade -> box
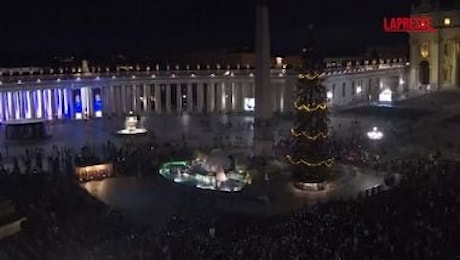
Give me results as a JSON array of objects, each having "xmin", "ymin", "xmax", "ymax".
[
  {"xmin": 0, "ymin": 88, "xmax": 71, "ymax": 121},
  {"xmin": 0, "ymin": 64, "xmax": 408, "ymax": 122},
  {"xmin": 101, "ymin": 81, "xmax": 259, "ymax": 115},
  {"xmin": 0, "ymin": 77, "xmax": 290, "ymax": 122}
]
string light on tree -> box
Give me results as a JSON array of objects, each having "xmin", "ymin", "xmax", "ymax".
[
  {"xmin": 294, "ymin": 101, "xmax": 327, "ymax": 112},
  {"xmin": 298, "ymin": 72, "xmax": 324, "ymax": 80},
  {"xmin": 290, "ymin": 129, "xmax": 329, "ymax": 140},
  {"xmin": 286, "ymin": 155, "xmax": 335, "ymax": 167}
]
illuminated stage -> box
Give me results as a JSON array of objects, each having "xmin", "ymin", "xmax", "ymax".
[
  {"xmin": 75, "ymin": 163, "xmax": 114, "ymax": 182},
  {"xmin": 159, "ymin": 151, "xmax": 251, "ymax": 192}
]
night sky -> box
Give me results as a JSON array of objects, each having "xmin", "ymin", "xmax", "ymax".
[{"xmin": 0, "ymin": 0, "xmax": 420, "ymax": 64}]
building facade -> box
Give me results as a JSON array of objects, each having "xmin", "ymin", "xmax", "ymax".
[
  {"xmin": 409, "ymin": 1, "xmax": 460, "ymax": 90},
  {"xmin": 0, "ymin": 58, "xmax": 407, "ymax": 122}
]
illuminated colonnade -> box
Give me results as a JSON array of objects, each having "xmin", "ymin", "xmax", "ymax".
[
  {"xmin": 0, "ymin": 61, "xmax": 407, "ymax": 121},
  {"xmin": 0, "ymin": 71, "xmax": 292, "ymax": 121}
]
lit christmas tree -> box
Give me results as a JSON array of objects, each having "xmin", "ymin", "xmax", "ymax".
[{"xmin": 286, "ymin": 25, "xmax": 334, "ymax": 186}]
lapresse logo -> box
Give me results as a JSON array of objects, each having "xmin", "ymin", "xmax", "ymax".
[{"xmin": 383, "ymin": 16, "xmax": 436, "ymax": 33}]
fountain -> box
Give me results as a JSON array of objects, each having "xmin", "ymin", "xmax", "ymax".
[{"xmin": 116, "ymin": 111, "xmax": 148, "ymax": 135}]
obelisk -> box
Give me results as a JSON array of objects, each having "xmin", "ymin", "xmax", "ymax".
[{"xmin": 254, "ymin": 0, "xmax": 273, "ymax": 157}]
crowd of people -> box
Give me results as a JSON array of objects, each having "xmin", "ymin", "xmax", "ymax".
[{"xmin": 0, "ymin": 118, "xmax": 458, "ymax": 259}]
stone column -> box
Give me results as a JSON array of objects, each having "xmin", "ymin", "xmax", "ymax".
[
  {"xmin": 238, "ymin": 83, "xmax": 245, "ymax": 112},
  {"xmin": 175, "ymin": 84, "xmax": 182, "ymax": 113},
  {"xmin": 208, "ymin": 82, "xmax": 215, "ymax": 112},
  {"xmin": 3, "ymin": 93, "xmax": 8, "ymax": 120},
  {"xmin": 224, "ymin": 82, "xmax": 229, "ymax": 113},
  {"xmin": 40, "ymin": 90, "xmax": 47, "ymax": 119},
  {"xmin": 143, "ymin": 84, "xmax": 149, "ymax": 113},
  {"xmin": 125, "ymin": 85, "xmax": 132, "ymax": 112},
  {"xmin": 121, "ymin": 85, "xmax": 127, "ymax": 113},
  {"xmin": 231, "ymin": 82, "xmax": 237, "ymax": 112},
  {"xmin": 44, "ymin": 89, "xmax": 49, "ymax": 119},
  {"xmin": 0, "ymin": 93, "xmax": 4, "ymax": 121},
  {"xmin": 13, "ymin": 91, "xmax": 20, "ymax": 119},
  {"xmin": 11, "ymin": 92, "xmax": 16, "ymax": 120},
  {"xmin": 437, "ymin": 34, "xmax": 443, "ymax": 90},
  {"xmin": 88, "ymin": 87, "xmax": 94, "ymax": 117},
  {"xmin": 9, "ymin": 92, "xmax": 15, "ymax": 120},
  {"xmin": 68, "ymin": 88, "xmax": 74, "ymax": 119},
  {"xmin": 155, "ymin": 85, "xmax": 161, "ymax": 113},
  {"xmin": 24, "ymin": 90, "xmax": 30, "ymax": 119},
  {"xmin": 18, "ymin": 91, "xmax": 25, "ymax": 119},
  {"xmin": 215, "ymin": 82, "xmax": 223, "ymax": 112},
  {"xmin": 113, "ymin": 86, "xmax": 119, "ymax": 115},
  {"xmin": 279, "ymin": 81, "xmax": 286, "ymax": 113},
  {"xmin": 107, "ymin": 86, "xmax": 113, "ymax": 115},
  {"xmin": 48, "ymin": 89, "xmax": 53, "ymax": 119},
  {"xmin": 25, "ymin": 90, "xmax": 32, "ymax": 119},
  {"xmin": 254, "ymin": 0, "xmax": 274, "ymax": 156},
  {"xmin": 57, "ymin": 88, "xmax": 63, "ymax": 119},
  {"xmin": 132, "ymin": 85, "xmax": 138, "ymax": 113},
  {"xmin": 431, "ymin": 36, "xmax": 440, "ymax": 90},
  {"xmin": 166, "ymin": 84, "xmax": 172, "ymax": 113},
  {"xmin": 0, "ymin": 92, "xmax": 9, "ymax": 121},
  {"xmin": 3, "ymin": 92, "xmax": 8, "ymax": 120},
  {"xmin": 7, "ymin": 92, "xmax": 13, "ymax": 120},
  {"xmin": 408, "ymin": 38, "xmax": 419, "ymax": 91},
  {"xmin": 20, "ymin": 91, "xmax": 25, "ymax": 119},
  {"xmin": 7, "ymin": 92, "xmax": 12, "ymax": 120},
  {"xmin": 187, "ymin": 83, "xmax": 193, "ymax": 112},
  {"xmin": 50, "ymin": 88, "xmax": 56, "ymax": 119},
  {"xmin": 454, "ymin": 41, "xmax": 460, "ymax": 88},
  {"xmin": 223, "ymin": 82, "xmax": 229, "ymax": 113},
  {"xmin": 197, "ymin": 83, "xmax": 204, "ymax": 113}
]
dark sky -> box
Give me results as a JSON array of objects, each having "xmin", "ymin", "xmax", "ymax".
[{"xmin": 0, "ymin": 0, "xmax": 416, "ymax": 62}]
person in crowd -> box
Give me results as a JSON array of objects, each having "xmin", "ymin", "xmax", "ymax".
[{"xmin": 0, "ymin": 119, "xmax": 458, "ymax": 259}]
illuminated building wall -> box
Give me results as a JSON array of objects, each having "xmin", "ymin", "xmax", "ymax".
[{"xmin": 0, "ymin": 61, "xmax": 407, "ymax": 121}]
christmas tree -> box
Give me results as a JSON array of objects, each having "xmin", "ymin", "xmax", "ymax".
[{"xmin": 286, "ymin": 25, "xmax": 334, "ymax": 185}]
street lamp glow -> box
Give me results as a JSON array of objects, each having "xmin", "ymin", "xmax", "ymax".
[
  {"xmin": 327, "ymin": 91, "xmax": 333, "ymax": 99},
  {"xmin": 356, "ymin": 86, "xmax": 362, "ymax": 94},
  {"xmin": 367, "ymin": 127, "xmax": 383, "ymax": 140},
  {"xmin": 443, "ymin": 17, "xmax": 451, "ymax": 26}
]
